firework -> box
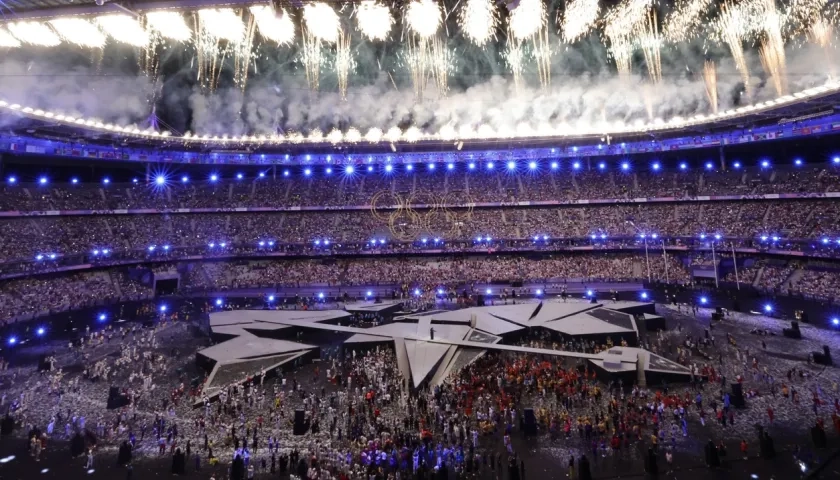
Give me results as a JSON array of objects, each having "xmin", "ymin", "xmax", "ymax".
[
  {"xmin": 303, "ymin": 3, "xmax": 341, "ymax": 43},
  {"xmin": 345, "ymin": 127, "xmax": 362, "ymax": 143},
  {"xmin": 662, "ymin": 0, "xmax": 713, "ymax": 43},
  {"xmin": 96, "ymin": 15, "xmax": 150, "ymax": 47},
  {"xmin": 759, "ymin": 0, "xmax": 787, "ymax": 96},
  {"xmin": 604, "ymin": 0, "xmax": 651, "ymax": 77},
  {"xmin": 365, "ymin": 127, "xmax": 384, "ymax": 143},
  {"xmin": 711, "ymin": 1, "xmax": 755, "ymax": 99},
  {"xmin": 509, "ymin": 0, "xmax": 546, "ymax": 41},
  {"xmin": 404, "ymin": 126, "xmax": 423, "ymax": 142},
  {"xmin": 534, "ymin": 26, "xmax": 551, "ymax": 87},
  {"xmin": 406, "ymin": 0, "xmax": 442, "ymax": 39},
  {"xmin": 336, "ymin": 32, "xmax": 355, "ymax": 99},
  {"xmin": 357, "ymin": 1, "xmax": 393, "ymax": 41},
  {"xmin": 385, "ymin": 126, "xmax": 402, "ymax": 143},
  {"xmin": 301, "ymin": 33, "xmax": 325, "ymax": 91},
  {"xmin": 504, "ymin": 41, "xmax": 526, "ymax": 91},
  {"xmin": 459, "ymin": 0, "xmax": 499, "ymax": 46},
  {"xmin": 430, "ymin": 36, "xmax": 452, "ymax": 95},
  {"xmin": 197, "ymin": 9, "xmax": 245, "ymax": 44},
  {"xmin": 49, "ymin": 18, "xmax": 106, "ymax": 49},
  {"xmin": 809, "ymin": 16, "xmax": 833, "ymax": 48},
  {"xmin": 636, "ymin": 10, "xmax": 662, "ymax": 84},
  {"xmin": 0, "ymin": 28, "xmax": 20, "ymax": 48},
  {"xmin": 704, "ymin": 60, "xmax": 718, "ymax": 113},
  {"xmin": 327, "ymin": 129, "xmax": 344, "ymax": 144},
  {"xmin": 561, "ymin": 0, "xmax": 600, "ymax": 43},
  {"xmin": 250, "ymin": 6, "xmax": 295, "ymax": 45},
  {"xmin": 8, "ymin": 22, "xmax": 61, "ymax": 47},
  {"xmin": 145, "ymin": 11, "xmax": 192, "ymax": 42}
]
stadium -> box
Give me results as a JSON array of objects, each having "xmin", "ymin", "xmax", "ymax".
[{"xmin": 1, "ymin": 0, "xmax": 840, "ymax": 479}]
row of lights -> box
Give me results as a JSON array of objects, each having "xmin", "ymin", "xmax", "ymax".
[{"xmin": 11, "ymin": 156, "xmax": 840, "ymax": 187}]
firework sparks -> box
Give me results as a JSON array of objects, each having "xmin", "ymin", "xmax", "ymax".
[
  {"xmin": 8, "ymin": 22, "xmax": 61, "ymax": 47},
  {"xmin": 509, "ymin": 0, "xmax": 546, "ymax": 41},
  {"xmin": 96, "ymin": 15, "xmax": 150, "ymax": 47},
  {"xmin": 197, "ymin": 9, "xmax": 245, "ymax": 44},
  {"xmin": 809, "ymin": 16, "xmax": 833, "ymax": 48},
  {"xmin": 636, "ymin": 10, "xmax": 662, "ymax": 84},
  {"xmin": 604, "ymin": 0, "xmax": 651, "ymax": 77},
  {"xmin": 504, "ymin": 41, "xmax": 526, "ymax": 91},
  {"xmin": 336, "ymin": 32, "xmax": 355, "ymax": 99},
  {"xmin": 145, "ymin": 11, "xmax": 192, "ymax": 42},
  {"xmin": 357, "ymin": 1, "xmax": 393, "ymax": 41},
  {"xmin": 459, "ymin": 0, "xmax": 499, "ymax": 46},
  {"xmin": 304, "ymin": 3, "xmax": 341, "ymax": 43},
  {"xmin": 406, "ymin": 0, "xmax": 442, "ymax": 39},
  {"xmin": 759, "ymin": 0, "xmax": 787, "ymax": 96},
  {"xmin": 0, "ymin": 27, "xmax": 20, "ymax": 48},
  {"xmin": 561, "ymin": 0, "xmax": 600, "ymax": 43},
  {"xmin": 704, "ymin": 60, "xmax": 718, "ymax": 113},
  {"xmin": 49, "ymin": 18, "xmax": 106, "ymax": 49},
  {"xmin": 663, "ymin": 0, "xmax": 713, "ymax": 43},
  {"xmin": 711, "ymin": 1, "xmax": 756, "ymax": 99},
  {"xmin": 250, "ymin": 6, "xmax": 295, "ymax": 45},
  {"xmin": 365, "ymin": 127, "xmax": 384, "ymax": 143},
  {"xmin": 345, "ymin": 127, "xmax": 362, "ymax": 143}
]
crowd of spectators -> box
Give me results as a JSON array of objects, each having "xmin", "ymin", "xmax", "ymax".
[
  {"xmin": 1, "ymin": 165, "xmax": 838, "ymax": 212},
  {"xmin": 0, "ymin": 198, "xmax": 837, "ymax": 266}
]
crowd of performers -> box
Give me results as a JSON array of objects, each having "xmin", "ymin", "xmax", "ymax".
[{"xmin": 4, "ymin": 307, "xmax": 840, "ymax": 480}]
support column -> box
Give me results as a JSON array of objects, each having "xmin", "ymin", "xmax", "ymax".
[{"xmin": 719, "ymin": 146, "xmax": 726, "ymax": 170}]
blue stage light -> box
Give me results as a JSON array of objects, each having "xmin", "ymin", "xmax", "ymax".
[
  {"xmin": 367, "ymin": 165, "xmax": 374, "ymax": 172},
  {"xmin": 761, "ymin": 160, "xmax": 770, "ymax": 168},
  {"xmin": 315, "ymin": 239, "xmax": 321, "ymax": 246},
  {"xmin": 651, "ymin": 233, "xmax": 658, "ymax": 239},
  {"xmin": 714, "ymin": 234, "xmax": 722, "ymax": 240},
  {"xmin": 485, "ymin": 236, "xmax": 492, "ymax": 241},
  {"xmin": 572, "ymin": 161, "xmax": 581, "ymax": 170},
  {"xmin": 428, "ymin": 163, "xmax": 435, "ymax": 170},
  {"xmin": 486, "ymin": 288, "xmax": 492, "ymax": 294},
  {"xmin": 8, "ymin": 336, "xmax": 16, "ymax": 345},
  {"xmin": 487, "ymin": 162, "xmax": 495, "ymax": 170},
  {"xmin": 325, "ymin": 167, "xmax": 332, "ymax": 174},
  {"xmin": 92, "ymin": 249, "xmax": 100, "ymax": 256},
  {"xmin": 641, "ymin": 292, "xmax": 649, "ymax": 300},
  {"xmin": 71, "ymin": 177, "xmax": 79, "ymax": 184},
  {"xmin": 268, "ymin": 295, "xmax": 275, "ymax": 302},
  {"xmin": 163, "ymin": 245, "xmax": 170, "ymax": 251},
  {"xmin": 258, "ymin": 241, "xmax": 265, "ymax": 247},
  {"xmin": 421, "ymin": 238, "xmax": 428, "ymax": 244},
  {"xmin": 36, "ymin": 254, "xmax": 44, "ymax": 261},
  {"xmin": 621, "ymin": 162, "xmax": 630, "ymax": 171},
  {"xmin": 833, "ymin": 318, "xmax": 840, "ymax": 326},
  {"xmin": 324, "ymin": 239, "xmax": 330, "ymax": 245},
  {"xmin": 303, "ymin": 168, "xmax": 312, "ymax": 176},
  {"xmin": 437, "ymin": 289, "xmax": 444, "ymax": 295},
  {"xmin": 536, "ymin": 289, "xmax": 543, "ymax": 295},
  {"xmin": 550, "ymin": 161, "xmax": 559, "ymax": 170},
  {"xmin": 699, "ymin": 296, "xmax": 708, "ymax": 304},
  {"xmin": 7, "ymin": 176, "xmax": 15, "ymax": 184},
  {"xmin": 475, "ymin": 236, "xmax": 482, "ymax": 242},
  {"xmin": 507, "ymin": 161, "xmax": 516, "ymax": 170},
  {"xmin": 586, "ymin": 290, "xmax": 593, "ymax": 297},
  {"xmin": 600, "ymin": 233, "xmax": 606, "ymax": 239},
  {"xmin": 833, "ymin": 156, "xmax": 840, "ymax": 164},
  {"xmin": 283, "ymin": 170, "xmax": 290, "ymax": 177},
  {"xmin": 102, "ymin": 249, "xmax": 109, "ymax": 255},
  {"xmin": 366, "ymin": 291, "xmax": 373, "ymax": 297},
  {"xmin": 181, "ymin": 176, "xmax": 189, "ymax": 183},
  {"xmin": 102, "ymin": 177, "xmax": 110, "ymax": 185},
  {"xmin": 385, "ymin": 165, "xmax": 393, "ymax": 173},
  {"xmin": 219, "ymin": 242, "xmax": 227, "ymax": 247},
  {"xmin": 651, "ymin": 162, "xmax": 660, "ymax": 171},
  {"xmin": 48, "ymin": 253, "xmax": 56, "ymax": 260},
  {"xmin": 700, "ymin": 233, "xmax": 706, "ymax": 239},
  {"xmin": 98, "ymin": 313, "xmax": 107, "ymax": 321},
  {"xmin": 542, "ymin": 235, "xmax": 549, "ymax": 240},
  {"xmin": 155, "ymin": 175, "xmax": 165, "ymax": 185},
  {"xmin": 159, "ymin": 305, "xmax": 168, "ymax": 313},
  {"xmin": 259, "ymin": 172, "xmax": 266, "ymax": 178},
  {"xmin": 590, "ymin": 234, "xmax": 597, "ymax": 240},
  {"xmin": 733, "ymin": 161, "xmax": 742, "ymax": 169},
  {"xmin": 447, "ymin": 163, "xmax": 455, "ymax": 170},
  {"xmin": 468, "ymin": 162, "xmax": 476, "ymax": 170},
  {"xmin": 771, "ymin": 235, "xmax": 779, "ymax": 242},
  {"xmin": 822, "ymin": 237, "xmax": 830, "ymax": 244},
  {"xmin": 39, "ymin": 177, "xmax": 47, "ymax": 185},
  {"xmin": 406, "ymin": 164, "xmax": 414, "ymax": 171},
  {"xmin": 764, "ymin": 304, "xmax": 773, "ymax": 313},
  {"xmin": 209, "ymin": 174, "xmax": 218, "ymax": 182},
  {"xmin": 208, "ymin": 242, "xmax": 215, "ymax": 248},
  {"xmin": 215, "ymin": 298, "xmax": 223, "ymax": 306},
  {"xmin": 236, "ymin": 173, "xmax": 244, "ymax": 180},
  {"xmin": 528, "ymin": 161, "xmax": 537, "ymax": 170},
  {"xmin": 794, "ymin": 158, "xmax": 803, "ymax": 166},
  {"xmin": 598, "ymin": 162, "xmax": 606, "ymax": 170},
  {"xmin": 132, "ymin": 178, "xmax": 139, "ymax": 184},
  {"xmin": 148, "ymin": 245, "xmax": 155, "ymax": 252},
  {"xmin": 344, "ymin": 165, "xmax": 355, "ymax": 174},
  {"xmin": 705, "ymin": 162, "xmax": 714, "ymax": 170},
  {"xmin": 679, "ymin": 162, "xmax": 688, "ymax": 170},
  {"xmin": 268, "ymin": 241, "xmax": 275, "ymax": 247},
  {"xmin": 36, "ymin": 327, "xmax": 45, "ymax": 336},
  {"xmin": 640, "ymin": 233, "xmax": 647, "ymax": 239},
  {"xmin": 760, "ymin": 235, "xmax": 768, "ymax": 241},
  {"xmin": 414, "ymin": 289, "xmax": 421, "ymax": 296}
]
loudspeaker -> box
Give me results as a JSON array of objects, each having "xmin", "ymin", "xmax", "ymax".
[
  {"xmin": 730, "ymin": 383, "xmax": 746, "ymax": 408},
  {"xmin": 293, "ymin": 409, "xmax": 307, "ymax": 435},
  {"xmin": 711, "ymin": 312, "xmax": 723, "ymax": 322},
  {"xmin": 813, "ymin": 346, "xmax": 833, "ymax": 366},
  {"xmin": 475, "ymin": 294, "xmax": 485, "ymax": 307},
  {"xmin": 523, "ymin": 409, "xmax": 537, "ymax": 436},
  {"xmin": 783, "ymin": 321, "xmax": 802, "ymax": 339}
]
